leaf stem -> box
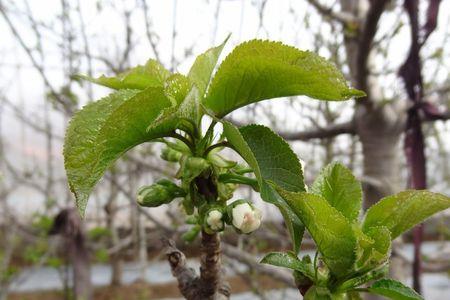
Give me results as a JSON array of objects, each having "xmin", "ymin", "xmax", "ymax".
[
  {"xmin": 313, "ymin": 250, "xmax": 319, "ymax": 282},
  {"xmin": 169, "ymin": 131, "xmax": 195, "ymax": 153},
  {"xmin": 204, "ymin": 141, "xmax": 232, "ymax": 156}
]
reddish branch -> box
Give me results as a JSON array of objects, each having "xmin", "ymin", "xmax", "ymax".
[{"xmin": 399, "ymin": 0, "xmax": 442, "ymax": 293}]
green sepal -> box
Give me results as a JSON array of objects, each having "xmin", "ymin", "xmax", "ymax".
[{"xmin": 155, "ymin": 179, "xmax": 186, "ymax": 197}]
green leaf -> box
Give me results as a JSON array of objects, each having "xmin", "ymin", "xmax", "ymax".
[
  {"xmin": 76, "ymin": 59, "xmax": 170, "ymax": 90},
  {"xmin": 262, "ymin": 183, "xmax": 305, "ymax": 253},
  {"xmin": 238, "ymin": 124, "xmax": 305, "ymax": 192},
  {"xmin": 276, "ymin": 190, "xmax": 356, "ymax": 277},
  {"xmin": 261, "ymin": 252, "xmax": 315, "ymax": 280},
  {"xmin": 367, "ymin": 279, "xmax": 424, "ymax": 300},
  {"xmin": 222, "ymin": 121, "xmax": 305, "ymax": 252},
  {"xmin": 362, "ymin": 190, "xmax": 450, "ymax": 239},
  {"xmin": 355, "ymin": 226, "xmax": 391, "ymax": 272},
  {"xmin": 311, "ymin": 162, "xmax": 362, "ymax": 222},
  {"xmin": 336, "ymin": 264, "xmax": 388, "ymax": 292},
  {"xmin": 187, "ymin": 35, "xmax": 229, "ymax": 97},
  {"xmin": 204, "ymin": 40, "xmax": 365, "ymax": 117},
  {"xmin": 64, "ymin": 88, "xmax": 172, "ymax": 216},
  {"xmin": 147, "ymin": 85, "xmax": 201, "ymax": 138},
  {"xmin": 164, "ymin": 73, "xmax": 192, "ymax": 105}
]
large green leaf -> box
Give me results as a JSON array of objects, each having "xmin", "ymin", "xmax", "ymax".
[
  {"xmin": 311, "ymin": 162, "xmax": 362, "ymax": 222},
  {"xmin": 276, "ymin": 190, "xmax": 356, "ymax": 277},
  {"xmin": 77, "ymin": 59, "xmax": 170, "ymax": 90},
  {"xmin": 187, "ymin": 36, "xmax": 229, "ymax": 97},
  {"xmin": 204, "ymin": 40, "xmax": 365, "ymax": 117},
  {"xmin": 367, "ymin": 279, "xmax": 424, "ymax": 300},
  {"xmin": 260, "ymin": 252, "xmax": 315, "ymax": 280},
  {"xmin": 64, "ymin": 87, "xmax": 172, "ymax": 216},
  {"xmin": 222, "ymin": 121, "xmax": 305, "ymax": 252},
  {"xmin": 362, "ymin": 190, "xmax": 450, "ymax": 239}
]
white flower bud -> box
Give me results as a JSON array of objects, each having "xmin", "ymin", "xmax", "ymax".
[
  {"xmin": 206, "ymin": 210, "xmax": 224, "ymax": 231},
  {"xmin": 231, "ymin": 203, "xmax": 262, "ymax": 234}
]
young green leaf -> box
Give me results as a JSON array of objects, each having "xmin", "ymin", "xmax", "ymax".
[
  {"xmin": 336, "ymin": 264, "xmax": 388, "ymax": 292},
  {"xmin": 164, "ymin": 73, "xmax": 192, "ymax": 105},
  {"xmin": 222, "ymin": 121, "xmax": 306, "ymax": 252},
  {"xmin": 147, "ymin": 86, "xmax": 201, "ymax": 138},
  {"xmin": 76, "ymin": 59, "xmax": 170, "ymax": 90},
  {"xmin": 187, "ymin": 35, "xmax": 229, "ymax": 97},
  {"xmin": 204, "ymin": 40, "xmax": 365, "ymax": 117},
  {"xmin": 276, "ymin": 190, "xmax": 356, "ymax": 278},
  {"xmin": 311, "ymin": 162, "xmax": 362, "ymax": 222},
  {"xmin": 64, "ymin": 88, "xmax": 172, "ymax": 216},
  {"xmin": 354, "ymin": 226, "xmax": 391, "ymax": 272},
  {"xmin": 261, "ymin": 252, "xmax": 315, "ymax": 280},
  {"xmin": 367, "ymin": 279, "xmax": 424, "ymax": 300},
  {"xmin": 362, "ymin": 190, "xmax": 450, "ymax": 238}
]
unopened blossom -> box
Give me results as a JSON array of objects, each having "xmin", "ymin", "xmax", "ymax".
[
  {"xmin": 206, "ymin": 209, "xmax": 224, "ymax": 231},
  {"xmin": 231, "ymin": 202, "xmax": 262, "ymax": 234}
]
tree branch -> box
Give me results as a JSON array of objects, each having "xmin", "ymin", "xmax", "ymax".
[
  {"xmin": 199, "ymin": 231, "xmax": 231, "ymax": 299},
  {"xmin": 162, "ymin": 238, "xmax": 201, "ymax": 300},
  {"xmin": 306, "ymin": 0, "xmax": 358, "ymax": 24},
  {"xmin": 228, "ymin": 118, "xmax": 355, "ymax": 141},
  {"xmin": 221, "ymin": 242, "xmax": 295, "ymax": 288},
  {"xmin": 356, "ymin": 0, "xmax": 390, "ymax": 103},
  {"xmin": 278, "ymin": 121, "xmax": 356, "ymax": 141}
]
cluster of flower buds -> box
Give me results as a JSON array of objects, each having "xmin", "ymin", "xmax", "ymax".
[
  {"xmin": 146, "ymin": 137, "xmax": 263, "ymax": 237},
  {"xmin": 137, "ymin": 179, "xmax": 185, "ymax": 207},
  {"xmin": 201, "ymin": 200, "xmax": 262, "ymax": 234}
]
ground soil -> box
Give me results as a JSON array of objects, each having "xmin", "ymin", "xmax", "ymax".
[{"xmin": 9, "ymin": 275, "xmax": 285, "ymax": 300}]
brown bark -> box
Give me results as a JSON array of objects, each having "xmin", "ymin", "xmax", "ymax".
[
  {"xmin": 163, "ymin": 236, "xmax": 230, "ymax": 300},
  {"xmin": 50, "ymin": 209, "xmax": 91, "ymax": 300},
  {"xmin": 199, "ymin": 231, "xmax": 230, "ymax": 300}
]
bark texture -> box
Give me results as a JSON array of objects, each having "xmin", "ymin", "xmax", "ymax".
[
  {"xmin": 50, "ymin": 208, "xmax": 91, "ymax": 300},
  {"xmin": 164, "ymin": 236, "xmax": 230, "ymax": 300}
]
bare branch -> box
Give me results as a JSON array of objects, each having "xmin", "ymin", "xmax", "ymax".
[
  {"xmin": 221, "ymin": 242, "xmax": 295, "ymax": 288},
  {"xmin": 278, "ymin": 121, "xmax": 356, "ymax": 141},
  {"xmin": 356, "ymin": 0, "xmax": 390, "ymax": 101},
  {"xmin": 0, "ymin": 5, "xmax": 73, "ymax": 114},
  {"xmin": 306, "ymin": 0, "xmax": 358, "ymax": 24}
]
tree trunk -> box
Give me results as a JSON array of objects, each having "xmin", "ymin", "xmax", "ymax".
[
  {"xmin": 105, "ymin": 183, "xmax": 123, "ymax": 287},
  {"xmin": 50, "ymin": 209, "xmax": 92, "ymax": 300},
  {"xmin": 355, "ymin": 105, "xmax": 405, "ymax": 208}
]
